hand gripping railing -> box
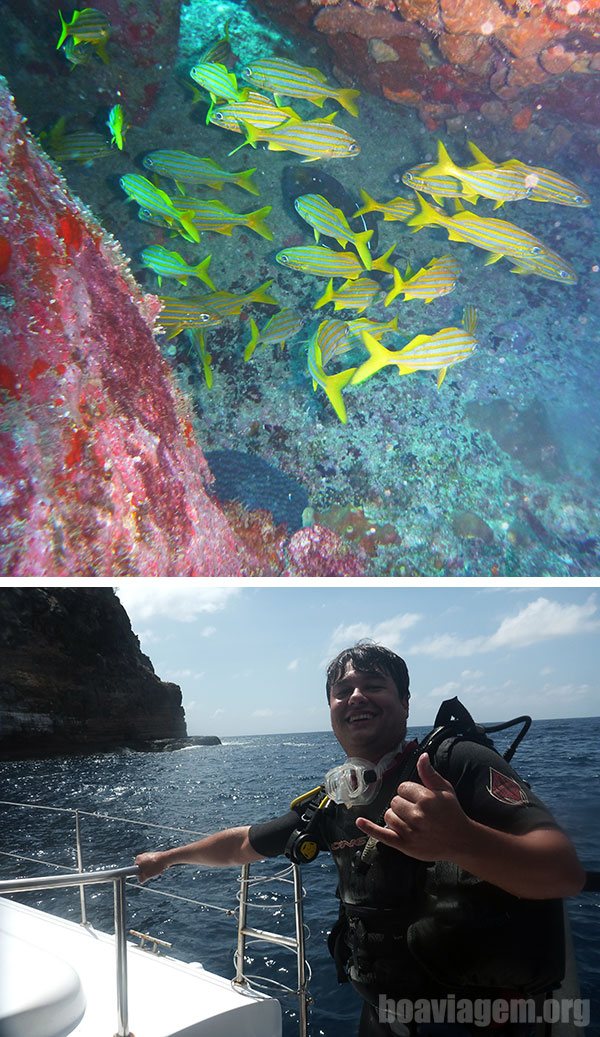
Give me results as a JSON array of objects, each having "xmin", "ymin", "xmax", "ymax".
[{"xmin": 0, "ymin": 865, "xmax": 139, "ymax": 1037}]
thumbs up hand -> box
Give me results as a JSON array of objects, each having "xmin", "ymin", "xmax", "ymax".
[{"xmin": 355, "ymin": 752, "xmax": 472, "ymax": 862}]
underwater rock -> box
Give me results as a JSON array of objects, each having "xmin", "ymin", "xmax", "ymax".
[
  {"xmin": 451, "ymin": 509, "xmax": 495, "ymax": 545},
  {"xmin": 0, "ymin": 79, "xmax": 245, "ymax": 576},
  {"xmin": 465, "ymin": 398, "xmax": 567, "ymax": 481},
  {"xmin": 205, "ymin": 450, "xmax": 309, "ymax": 532},
  {"xmin": 252, "ymin": 0, "xmax": 600, "ymax": 139},
  {"xmin": 285, "ymin": 524, "xmax": 366, "ymax": 576}
]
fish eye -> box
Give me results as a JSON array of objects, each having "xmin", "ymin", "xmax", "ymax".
[
  {"xmin": 212, "ymin": 111, "xmax": 224, "ymax": 121},
  {"xmin": 278, "ymin": 253, "xmax": 289, "ymax": 264},
  {"xmin": 348, "ymin": 143, "xmax": 360, "ymax": 154},
  {"xmin": 530, "ymin": 246, "xmax": 542, "ymax": 255},
  {"xmin": 143, "ymin": 156, "xmax": 153, "ymax": 167},
  {"xmin": 243, "ymin": 67, "xmax": 253, "ymax": 77},
  {"xmin": 559, "ymin": 270, "xmax": 569, "ymax": 279},
  {"xmin": 199, "ymin": 313, "xmax": 212, "ymax": 323},
  {"xmin": 140, "ymin": 208, "xmax": 153, "ymax": 218},
  {"xmin": 294, "ymin": 199, "xmax": 302, "ymax": 211},
  {"xmin": 574, "ymin": 195, "xmax": 583, "ymax": 204},
  {"xmin": 404, "ymin": 172, "xmax": 413, "ymax": 181}
]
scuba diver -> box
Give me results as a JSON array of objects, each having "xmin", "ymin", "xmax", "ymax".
[{"xmin": 135, "ymin": 642, "xmax": 585, "ymax": 1036}]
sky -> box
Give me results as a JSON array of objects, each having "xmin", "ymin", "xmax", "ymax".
[{"xmin": 113, "ymin": 582, "xmax": 600, "ymax": 736}]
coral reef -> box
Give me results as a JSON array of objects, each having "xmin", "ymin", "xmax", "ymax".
[
  {"xmin": 0, "ymin": 78, "xmax": 245, "ymax": 575},
  {"xmin": 249, "ymin": 0, "xmax": 600, "ymax": 142},
  {"xmin": 0, "ymin": 587, "xmax": 186, "ymax": 759}
]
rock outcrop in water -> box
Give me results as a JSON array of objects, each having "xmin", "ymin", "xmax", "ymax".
[{"xmin": 0, "ymin": 587, "xmax": 199, "ymax": 759}]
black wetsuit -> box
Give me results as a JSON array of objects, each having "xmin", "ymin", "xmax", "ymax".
[{"xmin": 248, "ymin": 737, "xmax": 564, "ymax": 1036}]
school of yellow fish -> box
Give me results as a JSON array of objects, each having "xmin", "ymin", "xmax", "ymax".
[{"xmin": 50, "ymin": 10, "xmax": 591, "ymax": 425}]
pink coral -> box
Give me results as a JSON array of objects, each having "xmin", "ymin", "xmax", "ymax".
[{"xmin": 0, "ymin": 81, "xmax": 244, "ymax": 576}]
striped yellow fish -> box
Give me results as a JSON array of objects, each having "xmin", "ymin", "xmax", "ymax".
[
  {"xmin": 307, "ymin": 322, "xmax": 357, "ymax": 423},
  {"xmin": 46, "ymin": 129, "xmax": 112, "ymax": 165},
  {"xmin": 189, "ymin": 62, "xmax": 249, "ymax": 122},
  {"xmin": 402, "ymin": 163, "xmax": 463, "ymax": 204},
  {"xmin": 295, "ymin": 194, "xmax": 373, "ymax": 269},
  {"xmin": 352, "ymin": 306, "xmax": 478, "ymax": 389},
  {"xmin": 506, "ymin": 250, "xmax": 577, "ymax": 283},
  {"xmin": 107, "ymin": 103, "xmax": 127, "ymax": 150},
  {"xmin": 140, "ymin": 246, "xmax": 215, "ymax": 289},
  {"xmin": 242, "ymin": 57, "xmax": 360, "ymax": 116},
  {"xmin": 120, "ymin": 174, "xmax": 200, "ymax": 243},
  {"xmin": 244, "ymin": 308, "xmax": 304, "ymax": 360},
  {"xmin": 314, "ymin": 277, "xmax": 383, "ymax": 313},
  {"xmin": 408, "ymin": 193, "xmax": 553, "ymax": 263},
  {"xmin": 198, "ymin": 22, "xmax": 233, "ymax": 67},
  {"xmin": 158, "ymin": 280, "xmax": 278, "ymax": 339},
  {"xmin": 171, "ymin": 197, "xmax": 273, "ymax": 239},
  {"xmin": 313, "ymin": 318, "xmax": 354, "ymax": 367},
  {"xmin": 188, "ymin": 328, "xmax": 214, "ymax": 389},
  {"xmin": 157, "ymin": 301, "xmax": 222, "ymax": 340},
  {"xmin": 56, "ymin": 8, "xmax": 111, "ymax": 62},
  {"xmin": 210, "ymin": 91, "xmax": 301, "ymax": 133},
  {"xmin": 347, "ymin": 316, "xmax": 399, "ymax": 339},
  {"xmin": 277, "ymin": 243, "xmax": 394, "ymax": 280},
  {"xmin": 353, "ymin": 188, "xmax": 416, "ymax": 222},
  {"xmin": 143, "ymin": 151, "xmax": 259, "ymax": 195},
  {"xmin": 385, "ymin": 255, "xmax": 460, "ymax": 305},
  {"xmin": 467, "ymin": 142, "xmax": 591, "ymax": 208},
  {"xmin": 421, "ymin": 141, "xmax": 533, "ymax": 208},
  {"xmin": 241, "ymin": 113, "xmax": 360, "ymax": 162}
]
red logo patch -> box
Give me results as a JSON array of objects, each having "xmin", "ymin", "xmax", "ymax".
[{"xmin": 487, "ymin": 767, "xmax": 528, "ymax": 805}]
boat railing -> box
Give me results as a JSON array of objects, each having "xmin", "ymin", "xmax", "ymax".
[
  {"xmin": 0, "ymin": 864, "xmax": 138, "ymax": 1037},
  {"xmin": 0, "ymin": 799, "xmax": 311, "ymax": 1037}
]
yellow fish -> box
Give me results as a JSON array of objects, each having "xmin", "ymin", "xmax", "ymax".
[
  {"xmin": 56, "ymin": 8, "xmax": 111, "ymax": 63},
  {"xmin": 307, "ymin": 322, "xmax": 357, "ymax": 423},
  {"xmin": 107, "ymin": 104, "xmax": 128, "ymax": 150},
  {"xmin": 353, "ymin": 188, "xmax": 416, "ymax": 222},
  {"xmin": 241, "ymin": 113, "xmax": 360, "ymax": 162},
  {"xmin": 421, "ymin": 141, "xmax": 533, "ymax": 208},
  {"xmin": 385, "ymin": 255, "xmax": 460, "ymax": 305},
  {"xmin": 242, "ymin": 57, "xmax": 360, "ymax": 116},
  {"xmin": 467, "ymin": 142, "xmax": 591, "ymax": 208},
  {"xmin": 352, "ymin": 307, "xmax": 478, "ymax": 389}
]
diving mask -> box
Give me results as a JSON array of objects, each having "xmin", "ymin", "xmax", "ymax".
[{"xmin": 324, "ymin": 744, "xmax": 405, "ymax": 808}]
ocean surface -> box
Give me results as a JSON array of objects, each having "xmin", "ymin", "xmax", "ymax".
[
  {"xmin": 1, "ymin": 718, "xmax": 599, "ymax": 1036},
  {"xmin": 7, "ymin": 0, "xmax": 600, "ymax": 575}
]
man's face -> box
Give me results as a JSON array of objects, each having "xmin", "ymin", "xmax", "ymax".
[{"xmin": 329, "ymin": 665, "xmax": 409, "ymax": 762}]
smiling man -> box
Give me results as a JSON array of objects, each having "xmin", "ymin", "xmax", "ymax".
[{"xmin": 135, "ymin": 642, "xmax": 585, "ymax": 1036}]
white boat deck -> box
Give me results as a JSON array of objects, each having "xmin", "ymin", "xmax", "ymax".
[{"xmin": 0, "ymin": 898, "xmax": 282, "ymax": 1037}]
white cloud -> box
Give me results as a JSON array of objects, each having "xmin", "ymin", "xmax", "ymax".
[
  {"xmin": 427, "ymin": 680, "xmax": 460, "ymax": 698},
  {"xmin": 325, "ymin": 613, "xmax": 422, "ymax": 659},
  {"xmin": 252, "ymin": 709, "xmax": 274, "ymax": 718},
  {"xmin": 287, "ymin": 659, "xmax": 299, "ymax": 671},
  {"xmin": 211, "ymin": 708, "xmax": 225, "ymax": 718},
  {"xmin": 115, "ymin": 581, "xmax": 240, "ymax": 623},
  {"xmin": 411, "ymin": 596, "xmax": 600, "ymax": 658},
  {"xmin": 201, "ymin": 625, "xmax": 217, "ymax": 638},
  {"xmin": 461, "ymin": 669, "xmax": 484, "ymax": 679}
]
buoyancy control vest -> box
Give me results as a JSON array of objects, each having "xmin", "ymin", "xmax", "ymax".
[{"xmin": 321, "ymin": 698, "xmax": 566, "ymax": 998}]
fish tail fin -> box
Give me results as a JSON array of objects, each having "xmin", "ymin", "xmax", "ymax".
[
  {"xmin": 324, "ymin": 367, "xmax": 357, "ymax": 423},
  {"xmin": 56, "ymin": 11, "xmax": 69, "ymax": 49},
  {"xmin": 353, "ymin": 188, "xmax": 378, "ymax": 217},
  {"xmin": 177, "ymin": 210, "xmax": 200, "ymax": 243},
  {"xmin": 235, "ymin": 167, "xmax": 259, "ymax": 195},
  {"xmin": 243, "ymin": 318, "xmax": 261, "ymax": 361},
  {"xmin": 462, "ymin": 305, "xmax": 478, "ymax": 334},
  {"xmin": 249, "ymin": 279, "xmax": 278, "ymax": 306},
  {"xmin": 313, "ymin": 278, "xmax": 336, "ymax": 311},
  {"xmin": 246, "ymin": 205, "xmax": 273, "ymax": 240},
  {"xmin": 354, "ymin": 228, "xmax": 374, "ymax": 270},
  {"xmin": 335, "ymin": 88, "xmax": 360, "ymax": 117},
  {"xmin": 372, "ymin": 243, "xmax": 396, "ymax": 274},
  {"xmin": 436, "ymin": 366, "xmax": 448, "ymax": 389},
  {"xmin": 351, "ymin": 331, "xmax": 393, "ymax": 385},
  {"xmin": 384, "ymin": 266, "xmax": 404, "ymax": 307},
  {"xmin": 193, "ymin": 254, "xmax": 215, "ymax": 290},
  {"xmin": 406, "ymin": 192, "xmax": 441, "ymax": 232}
]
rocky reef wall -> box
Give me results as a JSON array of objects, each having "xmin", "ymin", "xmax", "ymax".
[
  {"xmin": 0, "ymin": 587, "xmax": 187, "ymax": 759},
  {"xmin": 249, "ymin": 0, "xmax": 600, "ymax": 148}
]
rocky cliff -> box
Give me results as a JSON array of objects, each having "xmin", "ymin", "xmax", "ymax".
[{"xmin": 0, "ymin": 587, "xmax": 190, "ymax": 758}]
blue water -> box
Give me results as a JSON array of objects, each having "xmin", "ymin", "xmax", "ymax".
[{"xmin": 1, "ymin": 717, "xmax": 599, "ymax": 1036}]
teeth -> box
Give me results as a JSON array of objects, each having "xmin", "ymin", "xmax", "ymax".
[{"xmin": 349, "ymin": 713, "xmax": 374, "ymax": 723}]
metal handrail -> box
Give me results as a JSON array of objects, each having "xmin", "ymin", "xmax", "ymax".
[
  {"xmin": 0, "ymin": 865, "xmax": 139, "ymax": 1037},
  {"xmin": 234, "ymin": 862, "xmax": 310, "ymax": 1037}
]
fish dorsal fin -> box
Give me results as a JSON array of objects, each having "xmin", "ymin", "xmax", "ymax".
[
  {"xmin": 467, "ymin": 140, "xmax": 494, "ymax": 166},
  {"xmin": 304, "ymin": 65, "xmax": 329, "ymax": 82}
]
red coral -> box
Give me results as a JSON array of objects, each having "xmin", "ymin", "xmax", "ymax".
[{"xmin": 0, "ymin": 235, "xmax": 11, "ymax": 275}]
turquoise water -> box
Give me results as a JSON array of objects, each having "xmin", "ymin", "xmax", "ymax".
[
  {"xmin": 19, "ymin": 0, "xmax": 599, "ymax": 576},
  {"xmin": 2, "ymin": 718, "xmax": 599, "ymax": 1035}
]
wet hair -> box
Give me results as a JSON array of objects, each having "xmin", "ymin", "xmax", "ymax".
[{"xmin": 325, "ymin": 640, "xmax": 410, "ymax": 703}]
